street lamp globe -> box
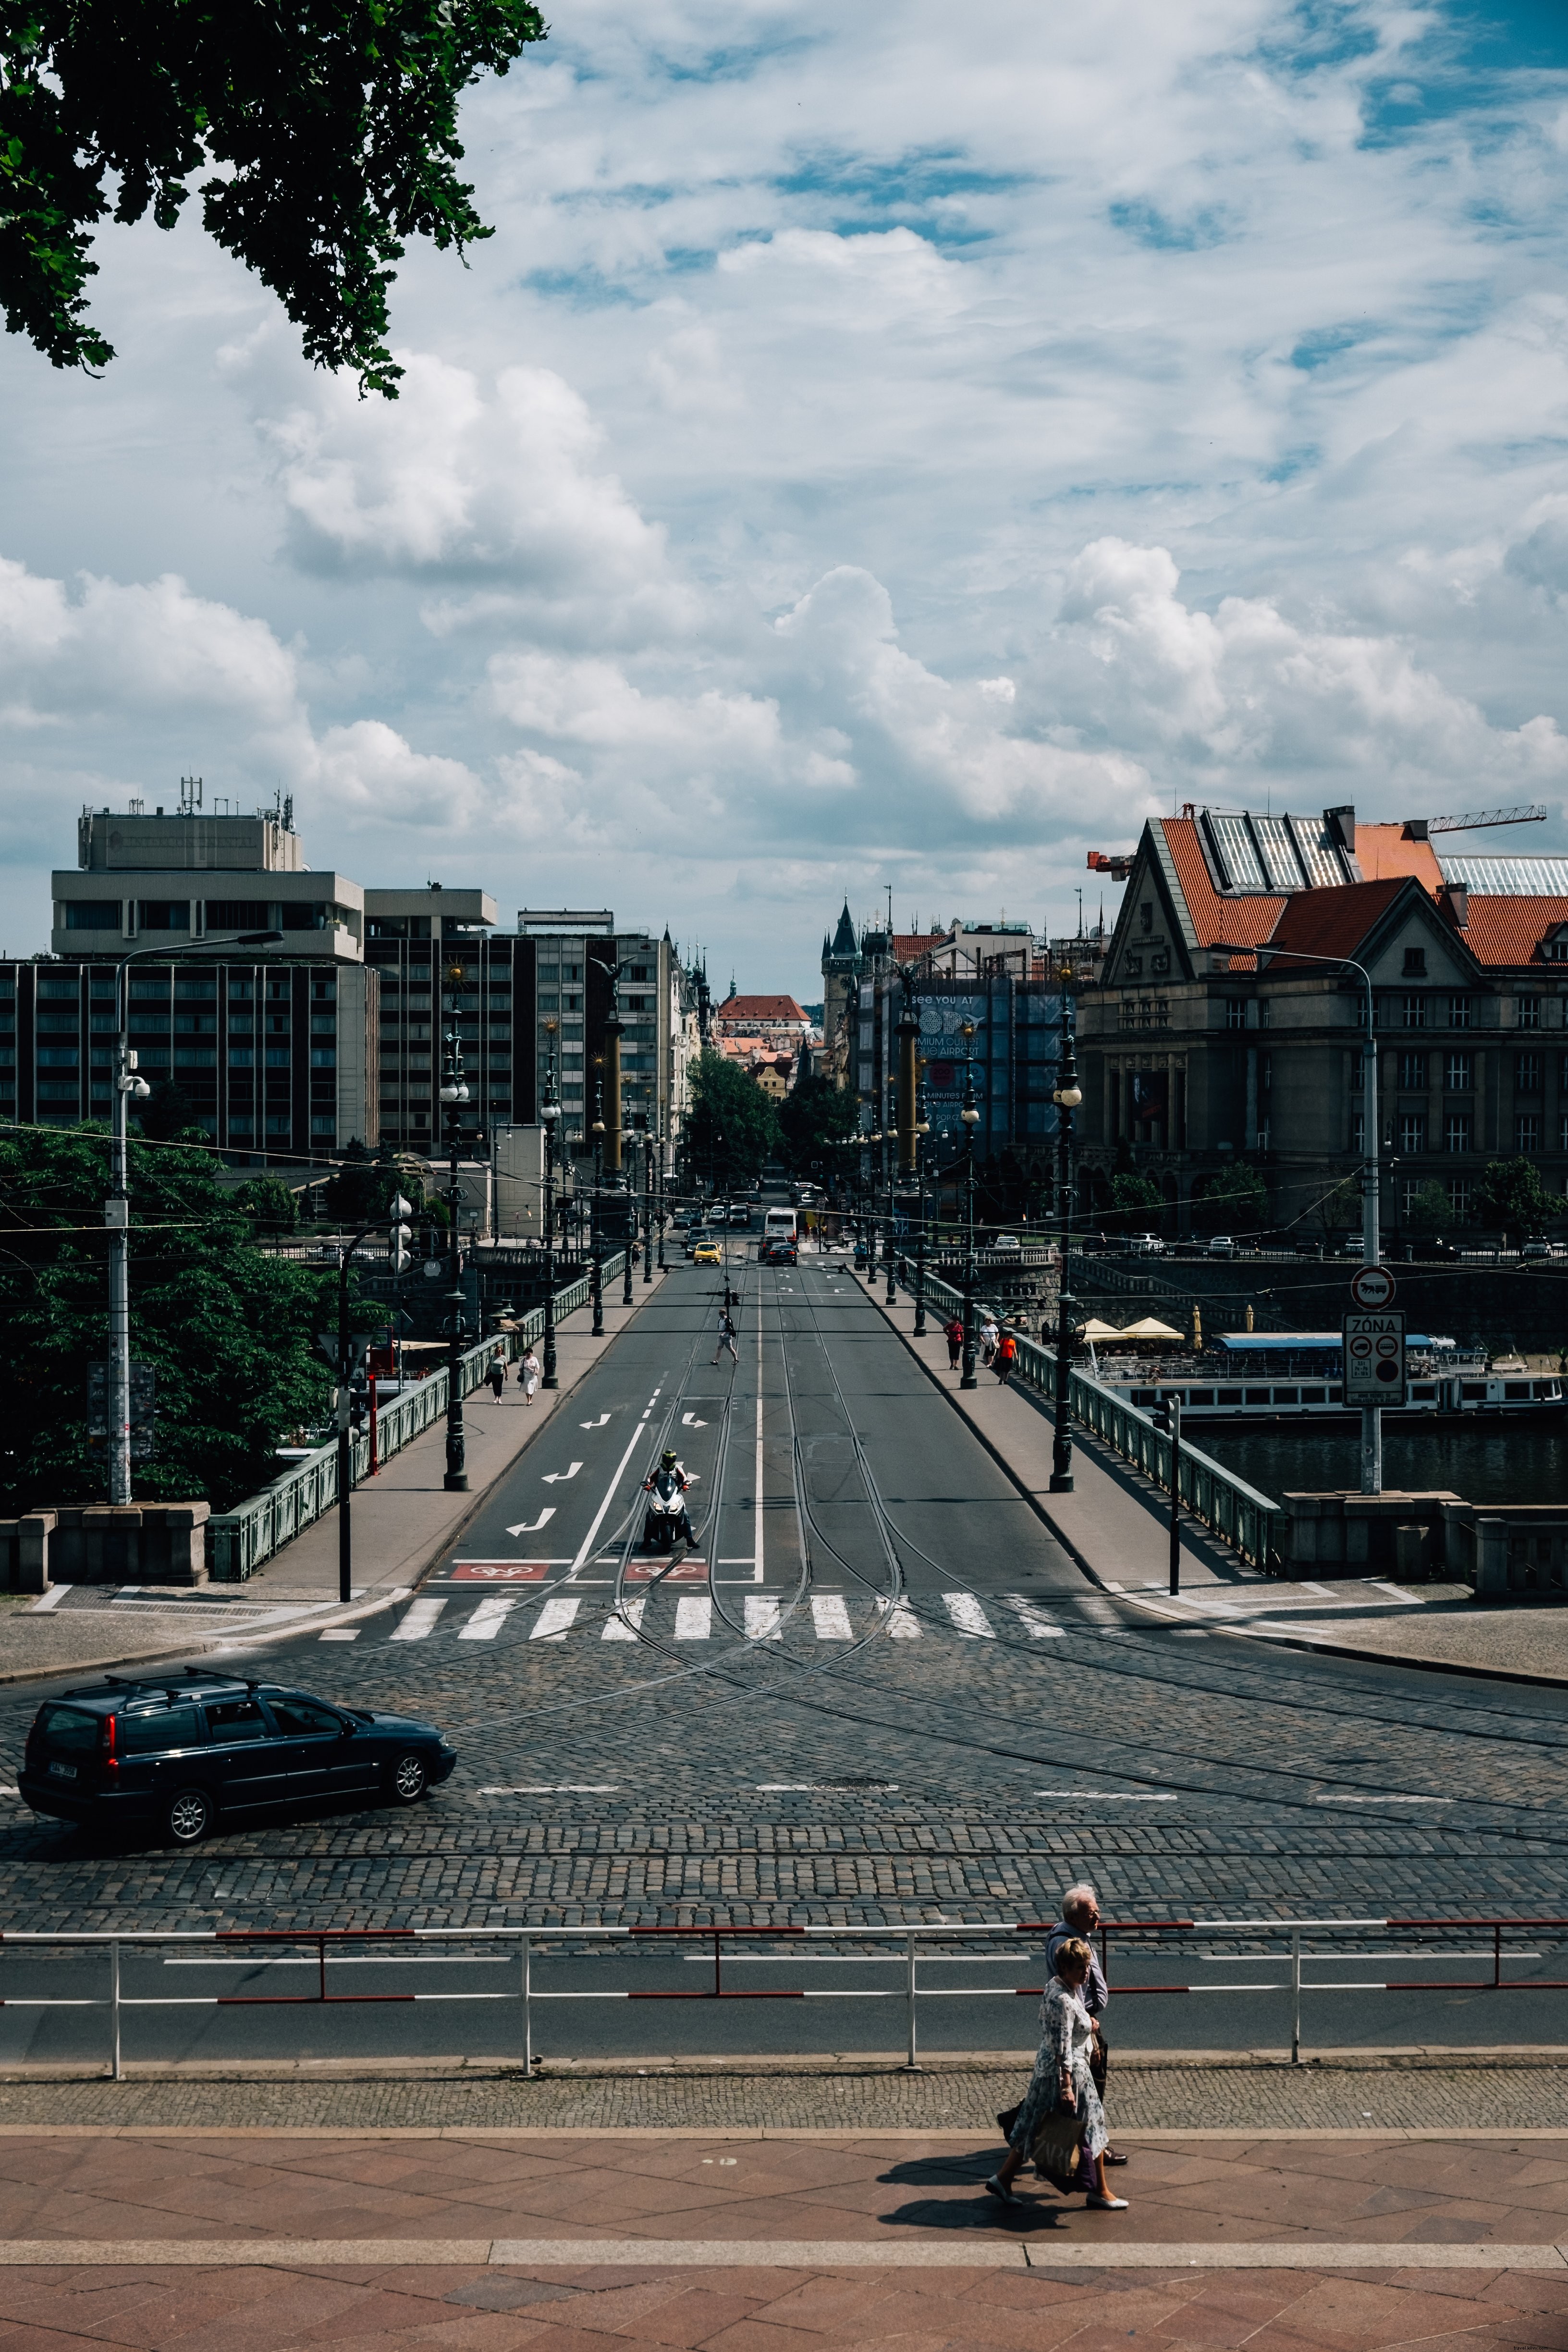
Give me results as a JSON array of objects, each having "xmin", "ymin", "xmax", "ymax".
[
  {"xmin": 1053, "ymin": 1080, "xmax": 1082, "ymax": 1110},
  {"xmin": 961, "ymin": 1102, "xmax": 980, "ymax": 1125}
]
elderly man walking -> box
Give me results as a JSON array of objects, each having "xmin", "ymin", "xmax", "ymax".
[{"xmin": 1000, "ymin": 1882, "xmax": 1127, "ymax": 2174}]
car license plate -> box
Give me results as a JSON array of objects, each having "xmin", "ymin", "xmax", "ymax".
[{"xmin": 48, "ymin": 1761, "xmax": 76, "ymax": 1780}]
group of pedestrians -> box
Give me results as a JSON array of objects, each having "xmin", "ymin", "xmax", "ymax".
[
  {"xmin": 485, "ymin": 1349, "xmax": 542, "ymax": 1404},
  {"xmin": 986, "ymin": 1882, "xmax": 1130, "ymax": 2214},
  {"xmin": 942, "ymin": 1312, "xmax": 1019, "ymax": 1384}
]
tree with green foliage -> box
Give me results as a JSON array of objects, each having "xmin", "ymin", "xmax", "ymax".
[
  {"xmin": 233, "ymin": 1175, "xmax": 299, "ymax": 1234},
  {"xmin": 0, "ymin": 1123, "xmax": 339, "ymax": 1514},
  {"xmin": 135, "ymin": 1075, "xmax": 205, "ymax": 1142},
  {"xmin": 1193, "ymin": 1160, "xmax": 1268, "ymax": 1237},
  {"xmin": 0, "ymin": 0, "xmax": 546, "ymax": 397},
  {"xmin": 1108, "ymin": 1171, "xmax": 1163, "ymax": 1228},
  {"xmin": 684, "ymin": 1049, "xmax": 780, "ymax": 1192},
  {"xmin": 1312, "ymin": 1174, "xmax": 1363, "ymax": 1240},
  {"xmin": 1402, "ymin": 1181, "xmax": 1453, "ymax": 1242},
  {"xmin": 777, "ymin": 1073, "xmax": 859, "ymax": 1176},
  {"xmin": 1476, "ymin": 1155, "xmax": 1559, "ymax": 1240}
]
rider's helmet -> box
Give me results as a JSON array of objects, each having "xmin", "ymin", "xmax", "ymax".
[{"xmin": 661, "ymin": 1448, "xmax": 678, "ymax": 1467}]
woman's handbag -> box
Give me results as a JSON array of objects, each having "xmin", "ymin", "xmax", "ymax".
[{"xmin": 1030, "ymin": 2097, "xmax": 1087, "ymax": 2194}]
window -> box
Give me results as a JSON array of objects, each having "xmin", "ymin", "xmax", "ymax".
[
  {"xmin": 1351, "ymin": 1051, "xmax": 1366, "ymax": 1091},
  {"xmin": 1399, "ymin": 1113, "xmax": 1427, "ymax": 1153},
  {"xmin": 64, "ymin": 902, "xmax": 121, "ymax": 929},
  {"xmin": 1518, "ymin": 994, "xmax": 1542, "ymax": 1029},
  {"xmin": 136, "ymin": 901, "xmax": 189, "ymax": 931},
  {"xmin": 1259, "ymin": 1000, "xmax": 1272, "ymax": 1027},
  {"xmin": 1515, "ymin": 1054, "xmax": 1541, "ymax": 1092},
  {"xmin": 1402, "ymin": 947, "xmax": 1427, "ymax": 976},
  {"xmin": 1261, "ymin": 1054, "xmax": 1272, "ymax": 1090},
  {"xmin": 203, "ymin": 1698, "xmax": 268, "ymax": 1742},
  {"xmin": 1226, "ymin": 1000, "xmax": 1246, "ymax": 1030},
  {"xmin": 309, "ymin": 1046, "xmax": 336, "ymax": 1066},
  {"xmin": 1445, "ymin": 1053, "xmax": 1471, "ymax": 1090},
  {"xmin": 1352, "ymin": 1113, "xmax": 1365, "ymax": 1153},
  {"xmin": 265, "ymin": 1046, "xmax": 290, "ymax": 1066},
  {"xmin": 1517, "ymin": 1113, "xmax": 1543, "ymax": 1153},
  {"xmin": 267, "ymin": 1696, "xmax": 341, "ymax": 1738},
  {"xmin": 1560, "ymin": 1113, "xmax": 1568, "ymax": 1153},
  {"xmin": 120, "ymin": 1706, "xmax": 202, "ymax": 1753},
  {"xmin": 1399, "ymin": 1052, "xmax": 1427, "ymax": 1089},
  {"xmin": 1448, "ymin": 1178, "xmax": 1472, "ymax": 1218},
  {"xmin": 205, "ymin": 900, "xmax": 269, "ymax": 931},
  {"xmin": 1400, "ymin": 1179, "xmax": 1427, "ymax": 1215},
  {"xmin": 1448, "ymin": 995, "xmax": 1471, "ymax": 1029},
  {"xmin": 1445, "ymin": 1113, "xmax": 1472, "ymax": 1153},
  {"xmin": 1402, "ymin": 993, "xmax": 1426, "ymax": 1028}
]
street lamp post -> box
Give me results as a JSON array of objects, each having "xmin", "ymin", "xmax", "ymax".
[
  {"xmin": 655, "ymin": 1114, "xmax": 668, "ymax": 1272},
  {"xmin": 590, "ymin": 1069, "xmax": 605, "ymax": 1338},
  {"xmin": 621, "ymin": 1108, "xmax": 636, "ymax": 1306},
  {"xmin": 1212, "ymin": 940, "xmax": 1382, "ymax": 1494},
  {"xmin": 913, "ymin": 1081, "xmax": 930, "ymax": 1338},
  {"xmin": 540, "ymin": 1022, "xmax": 561, "ymax": 1388},
  {"xmin": 960, "ymin": 1023, "xmax": 980, "ymax": 1389},
  {"xmin": 104, "ymin": 926, "xmax": 282, "ymax": 1504},
  {"xmin": 1049, "ymin": 968, "xmax": 1083, "ymax": 1493},
  {"xmin": 439, "ymin": 961, "xmax": 471, "ymax": 1492}
]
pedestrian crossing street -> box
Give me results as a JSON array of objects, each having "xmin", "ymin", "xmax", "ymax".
[{"xmin": 324, "ymin": 1590, "xmax": 1091, "ymax": 1648}]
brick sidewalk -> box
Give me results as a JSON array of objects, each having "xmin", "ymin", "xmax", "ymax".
[{"xmin": 1, "ymin": 2127, "xmax": 1566, "ymax": 2349}]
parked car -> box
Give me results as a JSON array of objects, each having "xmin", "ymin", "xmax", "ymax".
[
  {"xmin": 1126, "ymin": 1232, "xmax": 1166, "ymax": 1256},
  {"xmin": 20, "ymin": 1675, "xmax": 456, "ymax": 1846},
  {"xmin": 1521, "ymin": 1239, "xmax": 1568, "ymax": 1262},
  {"xmin": 989, "ymin": 1234, "xmax": 1022, "ymax": 1255},
  {"xmin": 1207, "ymin": 1235, "xmax": 1235, "ymax": 1257}
]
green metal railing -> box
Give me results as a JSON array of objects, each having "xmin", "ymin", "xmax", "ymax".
[
  {"xmin": 904, "ymin": 1262, "xmax": 1283, "ymax": 1573},
  {"xmin": 208, "ymin": 1254, "xmax": 624, "ymax": 1581}
]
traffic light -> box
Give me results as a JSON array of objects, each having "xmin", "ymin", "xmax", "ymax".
[
  {"xmin": 390, "ymin": 1192, "xmax": 413, "ymax": 1274},
  {"xmin": 1150, "ymin": 1393, "xmax": 1174, "ymax": 1434}
]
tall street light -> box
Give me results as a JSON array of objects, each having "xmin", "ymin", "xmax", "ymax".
[
  {"xmin": 540, "ymin": 1019, "xmax": 561, "ymax": 1388},
  {"xmin": 913, "ymin": 1073, "xmax": 931, "ymax": 1338},
  {"xmin": 1212, "ymin": 939, "xmax": 1382, "ymax": 1494},
  {"xmin": 105, "ymin": 926, "xmax": 282, "ymax": 1505},
  {"xmin": 1048, "ymin": 964, "xmax": 1084, "ymax": 1492},
  {"xmin": 959, "ymin": 1021, "xmax": 980, "ymax": 1390},
  {"xmin": 589, "ymin": 1066, "xmax": 605, "ymax": 1338},
  {"xmin": 439, "ymin": 958, "xmax": 471, "ymax": 1492}
]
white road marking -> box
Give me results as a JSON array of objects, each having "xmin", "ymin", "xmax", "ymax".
[
  {"xmin": 675, "ymin": 1596, "xmax": 712, "ymax": 1641},
  {"xmin": 541, "ymin": 1462, "xmax": 583, "ymax": 1485},
  {"xmin": 1368, "ymin": 1580, "xmax": 1423, "ymax": 1604},
  {"xmin": 390, "ymin": 1598, "xmax": 446, "ymax": 1641},
  {"xmin": 876, "ymin": 1598, "xmax": 922, "ymax": 1639},
  {"xmin": 755, "ymin": 1307, "xmax": 765, "ymax": 1580},
  {"xmin": 505, "ymin": 1510, "xmax": 556, "ymax": 1536},
  {"xmin": 530, "ymin": 1597, "xmax": 580, "ymax": 1642},
  {"xmin": 811, "ymin": 1595, "xmax": 853, "ymax": 1640},
  {"xmin": 1035, "ymin": 1790, "xmax": 1177, "ymax": 1801},
  {"xmin": 459, "ymin": 1596, "xmax": 518, "ymax": 1641},
  {"xmin": 580, "ymin": 1415, "xmax": 611, "ymax": 1428},
  {"xmin": 1313, "ymin": 1793, "xmax": 1449, "ymax": 1805},
  {"xmin": 1006, "ymin": 1597, "xmax": 1065, "ymax": 1638},
  {"xmin": 943, "ymin": 1592, "xmax": 993, "ymax": 1639},
  {"xmin": 571, "ymin": 1413, "xmax": 654, "ymax": 1573},
  {"xmin": 318, "ymin": 1628, "xmax": 359, "ymax": 1642},
  {"xmin": 602, "ymin": 1598, "xmax": 645, "ymax": 1640},
  {"xmin": 1301, "ymin": 1582, "xmax": 1334, "ymax": 1597},
  {"xmin": 745, "ymin": 1597, "xmax": 783, "ymax": 1641},
  {"xmin": 30, "ymin": 1585, "xmax": 69, "ymax": 1613}
]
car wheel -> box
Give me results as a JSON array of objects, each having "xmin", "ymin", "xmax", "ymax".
[
  {"xmin": 389, "ymin": 1752, "xmax": 428, "ymax": 1806},
  {"xmin": 163, "ymin": 1786, "xmax": 213, "ymax": 1846}
]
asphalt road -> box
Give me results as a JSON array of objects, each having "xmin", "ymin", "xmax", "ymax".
[{"xmin": 3, "ymin": 1244, "xmax": 1568, "ymax": 2070}]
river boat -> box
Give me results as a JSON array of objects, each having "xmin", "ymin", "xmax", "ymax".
[{"xmin": 1090, "ymin": 1331, "xmax": 1564, "ymax": 1424}]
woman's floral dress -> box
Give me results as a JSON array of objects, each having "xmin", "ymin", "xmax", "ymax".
[{"xmin": 1008, "ymin": 1976, "xmax": 1109, "ymax": 2164}]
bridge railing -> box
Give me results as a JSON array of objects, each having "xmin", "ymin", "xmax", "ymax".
[
  {"xmin": 900, "ymin": 1262, "xmax": 1283, "ymax": 1573},
  {"xmin": 208, "ymin": 1253, "xmax": 624, "ymax": 1581}
]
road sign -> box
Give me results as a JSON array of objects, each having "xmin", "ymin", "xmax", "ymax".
[
  {"xmin": 1349, "ymin": 1263, "xmax": 1397, "ymax": 1310},
  {"xmin": 1343, "ymin": 1311, "xmax": 1405, "ymax": 1404}
]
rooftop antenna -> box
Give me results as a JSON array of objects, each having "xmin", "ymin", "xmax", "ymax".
[
  {"xmin": 1076, "ymin": 886, "xmax": 1084, "ymax": 939},
  {"xmin": 178, "ymin": 773, "xmax": 203, "ymax": 815}
]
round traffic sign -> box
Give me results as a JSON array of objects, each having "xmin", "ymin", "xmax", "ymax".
[{"xmin": 1349, "ymin": 1263, "xmax": 1396, "ymax": 1309}]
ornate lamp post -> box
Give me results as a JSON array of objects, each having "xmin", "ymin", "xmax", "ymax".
[
  {"xmin": 621, "ymin": 1113, "xmax": 636, "ymax": 1306},
  {"xmin": 540, "ymin": 1019, "xmax": 561, "ymax": 1388},
  {"xmin": 589, "ymin": 1064, "xmax": 605, "ymax": 1339},
  {"xmin": 867, "ymin": 1128, "xmax": 881, "ymax": 1283},
  {"xmin": 913, "ymin": 1076, "xmax": 931, "ymax": 1338},
  {"xmin": 960, "ymin": 1021, "xmax": 980, "ymax": 1390},
  {"xmin": 439, "ymin": 959, "xmax": 472, "ymax": 1492},
  {"xmin": 655, "ymin": 1111, "xmax": 668, "ymax": 1271},
  {"xmin": 1049, "ymin": 965, "xmax": 1084, "ymax": 1493}
]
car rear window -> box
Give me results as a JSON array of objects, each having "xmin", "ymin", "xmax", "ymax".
[
  {"xmin": 120, "ymin": 1707, "xmax": 204, "ymax": 1754},
  {"xmin": 34, "ymin": 1705, "xmax": 101, "ymax": 1753},
  {"xmin": 203, "ymin": 1698, "xmax": 269, "ymax": 1742}
]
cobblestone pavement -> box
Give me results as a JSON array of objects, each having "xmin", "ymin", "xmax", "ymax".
[
  {"xmin": 2, "ymin": 1268, "xmax": 1567, "ymax": 1980},
  {"xmin": 1, "ymin": 2060, "xmax": 1568, "ymax": 2133}
]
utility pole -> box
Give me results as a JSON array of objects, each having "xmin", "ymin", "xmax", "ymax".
[
  {"xmin": 439, "ymin": 958, "xmax": 470, "ymax": 1493},
  {"xmin": 1050, "ymin": 963, "xmax": 1084, "ymax": 1493},
  {"xmin": 960, "ymin": 1023, "xmax": 979, "ymax": 1389}
]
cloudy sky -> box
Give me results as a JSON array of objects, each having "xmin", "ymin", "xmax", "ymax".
[{"xmin": 4, "ymin": 0, "xmax": 1568, "ymax": 989}]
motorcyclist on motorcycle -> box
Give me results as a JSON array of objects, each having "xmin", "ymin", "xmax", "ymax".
[{"xmin": 642, "ymin": 1447, "xmax": 696, "ymax": 1548}]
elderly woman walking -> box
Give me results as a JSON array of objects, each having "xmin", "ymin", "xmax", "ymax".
[{"xmin": 986, "ymin": 1936, "xmax": 1128, "ymax": 2210}]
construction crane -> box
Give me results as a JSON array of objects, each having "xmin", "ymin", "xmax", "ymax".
[{"xmin": 1403, "ymin": 805, "xmax": 1547, "ymax": 840}]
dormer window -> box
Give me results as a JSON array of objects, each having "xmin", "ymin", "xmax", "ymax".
[
  {"xmin": 1542, "ymin": 925, "xmax": 1568, "ymax": 963},
  {"xmin": 1402, "ymin": 947, "xmax": 1427, "ymax": 977}
]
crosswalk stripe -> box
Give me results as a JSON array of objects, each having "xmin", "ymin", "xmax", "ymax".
[
  {"xmin": 390, "ymin": 1598, "xmax": 446, "ymax": 1642},
  {"xmin": 530, "ymin": 1596, "xmax": 580, "ymax": 1642},
  {"xmin": 674, "ymin": 1596, "xmax": 712, "ymax": 1641},
  {"xmin": 943, "ymin": 1592, "xmax": 993, "ymax": 1639},
  {"xmin": 459, "ymin": 1596, "xmax": 518, "ymax": 1641},
  {"xmin": 877, "ymin": 1599, "xmax": 921, "ymax": 1639},
  {"xmin": 745, "ymin": 1597, "xmax": 783, "ymax": 1641},
  {"xmin": 602, "ymin": 1597, "xmax": 645, "ymax": 1641},
  {"xmin": 1006, "ymin": 1596, "xmax": 1065, "ymax": 1638},
  {"xmin": 811, "ymin": 1595, "xmax": 853, "ymax": 1640}
]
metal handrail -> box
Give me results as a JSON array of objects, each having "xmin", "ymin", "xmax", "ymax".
[
  {"xmin": 906, "ymin": 1262, "xmax": 1284, "ymax": 1572},
  {"xmin": 208, "ymin": 1253, "xmax": 625, "ymax": 1580}
]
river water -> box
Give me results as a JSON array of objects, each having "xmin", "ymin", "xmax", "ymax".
[{"xmin": 1193, "ymin": 1420, "xmax": 1568, "ymax": 1506}]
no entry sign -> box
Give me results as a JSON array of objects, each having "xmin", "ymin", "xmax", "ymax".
[
  {"xmin": 1343, "ymin": 1311, "xmax": 1405, "ymax": 1404},
  {"xmin": 1349, "ymin": 1263, "xmax": 1397, "ymax": 1310}
]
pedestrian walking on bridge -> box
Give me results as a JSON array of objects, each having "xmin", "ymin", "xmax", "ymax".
[
  {"xmin": 518, "ymin": 1346, "xmax": 541, "ymax": 1405},
  {"xmin": 986, "ymin": 1936, "xmax": 1127, "ymax": 2211},
  {"xmin": 944, "ymin": 1315, "xmax": 964, "ymax": 1371}
]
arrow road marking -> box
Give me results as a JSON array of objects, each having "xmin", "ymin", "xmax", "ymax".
[
  {"xmin": 681, "ymin": 1411, "xmax": 708, "ymax": 1428},
  {"xmin": 580, "ymin": 1414, "xmax": 611, "ymax": 1428},
  {"xmin": 505, "ymin": 1509, "xmax": 556, "ymax": 1536},
  {"xmin": 541, "ymin": 1462, "xmax": 583, "ymax": 1484}
]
